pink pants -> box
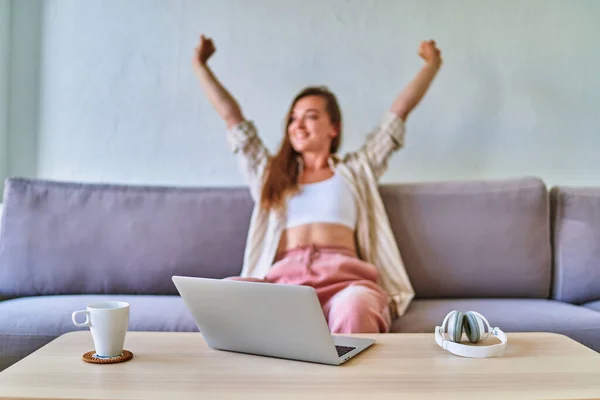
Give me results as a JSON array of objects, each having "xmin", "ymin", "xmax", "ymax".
[{"xmin": 227, "ymin": 244, "xmax": 391, "ymax": 334}]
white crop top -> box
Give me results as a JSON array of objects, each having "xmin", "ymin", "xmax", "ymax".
[{"xmin": 285, "ymin": 172, "xmax": 357, "ymax": 230}]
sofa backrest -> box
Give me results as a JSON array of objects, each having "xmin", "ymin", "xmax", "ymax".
[
  {"xmin": 381, "ymin": 176, "xmax": 552, "ymax": 299},
  {"xmin": 0, "ymin": 176, "xmax": 553, "ymax": 299},
  {"xmin": 551, "ymin": 186, "xmax": 600, "ymax": 304},
  {"xmin": 0, "ymin": 178, "xmax": 253, "ymax": 297}
]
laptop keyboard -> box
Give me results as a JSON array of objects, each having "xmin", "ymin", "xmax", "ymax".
[{"xmin": 336, "ymin": 345, "xmax": 356, "ymax": 357}]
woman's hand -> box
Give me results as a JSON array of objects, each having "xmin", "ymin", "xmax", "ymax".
[
  {"xmin": 389, "ymin": 40, "xmax": 443, "ymax": 121},
  {"xmin": 193, "ymin": 34, "xmax": 216, "ymax": 68},
  {"xmin": 418, "ymin": 40, "xmax": 442, "ymax": 69},
  {"xmin": 191, "ymin": 33, "xmax": 244, "ymax": 128}
]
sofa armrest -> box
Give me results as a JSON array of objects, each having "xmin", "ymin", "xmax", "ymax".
[
  {"xmin": 0, "ymin": 202, "xmax": 5, "ymax": 301},
  {"xmin": 0, "ymin": 202, "xmax": 3, "ymax": 245},
  {"xmin": 551, "ymin": 186, "xmax": 600, "ymax": 304}
]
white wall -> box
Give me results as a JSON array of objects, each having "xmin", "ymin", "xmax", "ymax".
[
  {"xmin": 0, "ymin": 0, "xmax": 10, "ymax": 196},
  {"xmin": 0, "ymin": 0, "xmax": 41, "ymax": 200},
  {"xmin": 15, "ymin": 0, "xmax": 600, "ymax": 189},
  {"xmin": 8, "ymin": 0, "xmax": 41, "ymax": 180}
]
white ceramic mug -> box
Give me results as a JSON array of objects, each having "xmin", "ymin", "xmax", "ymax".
[{"xmin": 72, "ymin": 301, "xmax": 130, "ymax": 358}]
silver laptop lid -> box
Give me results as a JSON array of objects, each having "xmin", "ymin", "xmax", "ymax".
[{"xmin": 172, "ymin": 276, "xmax": 341, "ymax": 364}]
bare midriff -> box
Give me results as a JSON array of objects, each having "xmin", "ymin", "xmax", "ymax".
[{"xmin": 276, "ymin": 222, "xmax": 357, "ymax": 256}]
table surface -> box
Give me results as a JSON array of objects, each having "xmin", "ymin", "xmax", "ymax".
[{"xmin": 1, "ymin": 331, "xmax": 599, "ymax": 399}]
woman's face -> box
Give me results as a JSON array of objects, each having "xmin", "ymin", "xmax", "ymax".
[{"xmin": 287, "ymin": 95, "xmax": 338, "ymax": 154}]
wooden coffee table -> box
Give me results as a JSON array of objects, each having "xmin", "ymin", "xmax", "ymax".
[{"xmin": 0, "ymin": 331, "xmax": 599, "ymax": 399}]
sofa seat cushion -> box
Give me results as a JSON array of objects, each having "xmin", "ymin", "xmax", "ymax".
[
  {"xmin": 0, "ymin": 295, "xmax": 196, "ymax": 371},
  {"xmin": 392, "ymin": 298, "xmax": 600, "ymax": 352},
  {"xmin": 583, "ymin": 300, "xmax": 600, "ymax": 313}
]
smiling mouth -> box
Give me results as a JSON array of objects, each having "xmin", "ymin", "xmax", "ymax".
[{"xmin": 294, "ymin": 132, "xmax": 309, "ymax": 140}]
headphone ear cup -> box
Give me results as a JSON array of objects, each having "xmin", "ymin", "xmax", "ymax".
[
  {"xmin": 464, "ymin": 311, "xmax": 484, "ymax": 343},
  {"xmin": 447, "ymin": 311, "xmax": 464, "ymax": 342}
]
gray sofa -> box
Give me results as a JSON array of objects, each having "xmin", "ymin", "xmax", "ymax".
[{"xmin": 1, "ymin": 176, "xmax": 599, "ymax": 371}]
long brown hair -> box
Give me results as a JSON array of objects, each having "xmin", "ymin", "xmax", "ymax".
[{"xmin": 259, "ymin": 86, "xmax": 342, "ymax": 211}]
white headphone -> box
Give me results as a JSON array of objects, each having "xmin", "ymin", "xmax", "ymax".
[{"xmin": 435, "ymin": 310, "xmax": 507, "ymax": 358}]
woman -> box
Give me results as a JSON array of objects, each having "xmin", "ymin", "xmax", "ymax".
[{"xmin": 193, "ymin": 34, "xmax": 442, "ymax": 334}]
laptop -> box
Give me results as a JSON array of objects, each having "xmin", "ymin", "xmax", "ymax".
[{"xmin": 172, "ymin": 275, "xmax": 375, "ymax": 365}]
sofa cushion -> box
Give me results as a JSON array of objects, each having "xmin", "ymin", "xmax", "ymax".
[
  {"xmin": 381, "ymin": 177, "xmax": 552, "ymax": 298},
  {"xmin": 0, "ymin": 178, "xmax": 252, "ymax": 297},
  {"xmin": 0, "ymin": 294, "xmax": 197, "ymax": 371},
  {"xmin": 2, "ymin": 295, "xmax": 599, "ymax": 372},
  {"xmin": 583, "ymin": 300, "xmax": 600, "ymax": 313},
  {"xmin": 550, "ymin": 186, "xmax": 600, "ymax": 304},
  {"xmin": 392, "ymin": 298, "xmax": 600, "ymax": 352}
]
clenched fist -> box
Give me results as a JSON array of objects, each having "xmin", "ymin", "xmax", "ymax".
[
  {"xmin": 193, "ymin": 34, "xmax": 216, "ymax": 68},
  {"xmin": 419, "ymin": 40, "xmax": 442, "ymax": 68}
]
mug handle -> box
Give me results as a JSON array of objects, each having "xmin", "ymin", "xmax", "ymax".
[{"xmin": 72, "ymin": 310, "xmax": 91, "ymax": 327}]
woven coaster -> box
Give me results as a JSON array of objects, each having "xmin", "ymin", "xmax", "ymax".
[{"xmin": 82, "ymin": 350, "xmax": 133, "ymax": 364}]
